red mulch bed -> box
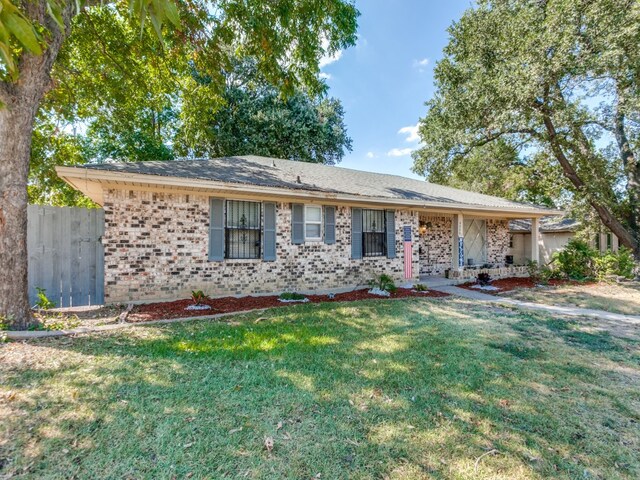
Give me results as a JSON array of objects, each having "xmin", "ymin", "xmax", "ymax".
[
  {"xmin": 458, "ymin": 277, "xmax": 586, "ymax": 295},
  {"xmin": 127, "ymin": 288, "xmax": 450, "ymax": 323}
]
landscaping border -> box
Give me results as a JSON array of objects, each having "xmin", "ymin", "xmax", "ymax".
[{"xmin": 2, "ymin": 294, "xmax": 448, "ymax": 340}]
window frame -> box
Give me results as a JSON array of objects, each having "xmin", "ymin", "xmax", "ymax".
[
  {"xmin": 304, "ymin": 204, "xmax": 323, "ymax": 242},
  {"xmin": 224, "ymin": 199, "xmax": 262, "ymax": 260},
  {"xmin": 362, "ymin": 208, "xmax": 387, "ymax": 257}
]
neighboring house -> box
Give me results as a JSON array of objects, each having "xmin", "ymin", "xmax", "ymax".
[
  {"xmin": 509, "ymin": 217, "xmax": 619, "ymax": 265},
  {"xmin": 56, "ymin": 156, "xmax": 558, "ymax": 303}
]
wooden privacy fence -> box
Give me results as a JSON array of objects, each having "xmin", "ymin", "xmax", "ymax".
[{"xmin": 27, "ymin": 205, "xmax": 105, "ymax": 307}]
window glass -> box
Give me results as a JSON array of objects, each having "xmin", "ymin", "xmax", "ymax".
[
  {"xmin": 362, "ymin": 209, "xmax": 386, "ymax": 257},
  {"xmin": 306, "ymin": 224, "xmax": 321, "ymax": 238},
  {"xmin": 304, "ymin": 205, "xmax": 322, "ymax": 240},
  {"xmin": 225, "ymin": 200, "xmax": 261, "ymax": 259}
]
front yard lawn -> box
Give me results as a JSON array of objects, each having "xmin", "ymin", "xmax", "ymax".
[
  {"xmin": 1, "ymin": 298, "xmax": 639, "ymax": 479},
  {"xmin": 500, "ymin": 281, "xmax": 640, "ymax": 316}
]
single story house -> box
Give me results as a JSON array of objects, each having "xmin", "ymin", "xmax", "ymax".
[
  {"xmin": 509, "ymin": 217, "xmax": 620, "ymax": 265},
  {"xmin": 56, "ymin": 156, "xmax": 559, "ymax": 303}
]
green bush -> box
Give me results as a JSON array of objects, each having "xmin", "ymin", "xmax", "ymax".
[
  {"xmin": 526, "ymin": 260, "xmax": 554, "ymax": 285},
  {"xmin": 279, "ymin": 292, "xmax": 307, "ymax": 301},
  {"xmin": 593, "ymin": 247, "xmax": 635, "ymax": 281},
  {"xmin": 413, "ymin": 283, "xmax": 428, "ymax": 292},
  {"xmin": 369, "ymin": 274, "xmax": 397, "ymax": 293},
  {"xmin": 553, "ymin": 239, "xmax": 636, "ymax": 282},
  {"xmin": 615, "ymin": 247, "xmax": 636, "ymax": 279},
  {"xmin": 34, "ymin": 287, "xmax": 56, "ymax": 310},
  {"xmin": 553, "ymin": 239, "xmax": 595, "ymax": 280},
  {"xmin": 191, "ymin": 290, "xmax": 209, "ymax": 305}
]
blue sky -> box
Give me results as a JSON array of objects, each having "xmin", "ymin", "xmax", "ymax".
[{"xmin": 320, "ymin": 0, "xmax": 471, "ymax": 179}]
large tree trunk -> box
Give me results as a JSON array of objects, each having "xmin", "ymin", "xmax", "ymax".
[
  {"xmin": 0, "ymin": 1, "xmax": 73, "ymax": 329},
  {"xmin": 614, "ymin": 100, "xmax": 640, "ymax": 259},
  {"xmin": 0, "ymin": 98, "xmax": 37, "ymax": 329}
]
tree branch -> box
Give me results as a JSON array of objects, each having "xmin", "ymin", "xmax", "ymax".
[
  {"xmin": 453, "ymin": 128, "xmax": 540, "ymax": 158},
  {"xmin": 537, "ymin": 99, "xmax": 637, "ymax": 251}
]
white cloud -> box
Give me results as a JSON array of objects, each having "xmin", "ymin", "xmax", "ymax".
[
  {"xmin": 387, "ymin": 147, "xmax": 414, "ymax": 157},
  {"xmin": 319, "ymin": 72, "xmax": 333, "ymax": 80},
  {"xmin": 319, "ymin": 50, "xmax": 342, "ymax": 68},
  {"xmin": 366, "ymin": 151, "xmax": 375, "ymax": 158},
  {"xmin": 398, "ymin": 124, "xmax": 420, "ymax": 143},
  {"xmin": 319, "ymin": 37, "xmax": 343, "ymax": 68},
  {"xmin": 412, "ymin": 57, "xmax": 430, "ymax": 73}
]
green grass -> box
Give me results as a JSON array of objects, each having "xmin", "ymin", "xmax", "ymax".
[{"xmin": 1, "ymin": 298, "xmax": 639, "ymax": 479}]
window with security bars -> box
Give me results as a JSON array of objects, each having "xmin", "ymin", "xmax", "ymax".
[
  {"xmin": 463, "ymin": 219, "xmax": 487, "ymax": 265},
  {"xmin": 362, "ymin": 209, "xmax": 386, "ymax": 257},
  {"xmin": 225, "ymin": 200, "xmax": 261, "ymax": 259}
]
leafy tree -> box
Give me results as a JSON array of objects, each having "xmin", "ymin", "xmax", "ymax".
[
  {"xmin": 427, "ymin": 139, "xmax": 571, "ymax": 208},
  {"xmin": 413, "ymin": 0, "xmax": 640, "ymax": 259},
  {"xmin": 0, "ymin": 0, "xmax": 358, "ymax": 329},
  {"xmin": 176, "ymin": 62, "xmax": 352, "ymax": 163},
  {"xmin": 28, "ymin": 116, "xmax": 96, "ymax": 207}
]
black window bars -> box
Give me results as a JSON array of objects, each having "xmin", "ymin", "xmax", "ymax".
[
  {"xmin": 225, "ymin": 200, "xmax": 261, "ymax": 259},
  {"xmin": 362, "ymin": 209, "xmax": 386, "ymax": 257}
]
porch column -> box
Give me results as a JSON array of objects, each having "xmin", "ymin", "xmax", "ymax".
[
  {"xmin": 531, "ymin": 217, "xmax": 541, "ymax": 264},
  {"xmin": 452, "ymin": 213, "xmax": 464, "ymax": 271}
]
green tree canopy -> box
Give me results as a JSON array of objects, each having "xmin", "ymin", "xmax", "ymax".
[
  {"xmin": 413, "ymin": 0, "xmax": 640, "ymax": 257},
  {"xmin": 175, "ymin": 61, "xmax": 352, "ymax": 164},
  {"xmin": 27, "ymin": 11, "xmax": 353, "ymax": 206}
]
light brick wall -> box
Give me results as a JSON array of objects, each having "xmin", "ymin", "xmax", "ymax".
[
  {"xmin": 418, "ymin": 215, "xmax": 453, "ymax": 276},
  {"xmin": 487, "ymin": 219, "xmax": 510, "ymax": 264},
  {"xmin": 102, "ymin": 189, "xmax": 420, "ymax": 303},
  {"xmin": 417, "ymin": 216, "xmax": 510, "ymax": 276}
]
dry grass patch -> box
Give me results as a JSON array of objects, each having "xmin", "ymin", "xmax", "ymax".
[{"xmin": 500, "ymin": 281, "xmax": 640, "ymax": 316}]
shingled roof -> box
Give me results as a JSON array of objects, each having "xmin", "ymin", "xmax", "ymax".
[
  {"xmin": 509, "ymin": 217, "xmax": 579, "ymax": 233},
  {"xmin": 57, "ymin": 155, "xmax": 559, "ymax": 215}
]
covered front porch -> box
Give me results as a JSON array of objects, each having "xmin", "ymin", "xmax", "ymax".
[{"xmin": 416, "ymin": 211, "xmax": 542, "ymax": 283}]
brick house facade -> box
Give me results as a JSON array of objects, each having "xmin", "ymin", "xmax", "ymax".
[
  {"xmin": 57, "ymin": 155, "xmax": 556, "ymax": 304},
  {"xmin": 103, "ymin": 189, "xmax": 421, "ymax": 303}
]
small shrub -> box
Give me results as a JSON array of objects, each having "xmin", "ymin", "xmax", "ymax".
[
  {"xmin": 0, "ymin": 315, "xmax": 10, "ymax": 331},
  {"xmin": 191, "ymin": 290, "xmax": 209, "ymax": 305},
  {"xmin": 413, "ymin": 283, "xmax": 428, "ymax": 292},
  {"xmin": 593, "ymin": 251, "xmax": 618, "ymax": 282},
  {"xmin": 34, "ymin": 287, "xmax": 56, "ymax": 310},
  {"xmin": 527, "ymin": 260, "xmax": 554, "ymax": 285},
  {"xmin": 476, "ymin": 272, "xmax": 492, "ymax": 286},
  {"xmin": 615, "ymin": 247, "xmax": 636, "ymax": 279},
  {"xmin": 594, "ymin": 247, "xmax": 636, "ymax": 281},
  {"xmin": 279, "ymin": 292, "xmax": 307, "ymax": 301},
  {"xmin": 553, "ymin": 239, "xmax": 595, "ymax": 280},
  {"xmin": 369, "ymin": 274, "xmax": 396, "ymax": 293}
]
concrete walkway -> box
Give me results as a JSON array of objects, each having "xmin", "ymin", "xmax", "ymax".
[{"xmin": 431, "ymin": 285, "xmax": 640, "ymax": 325}]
